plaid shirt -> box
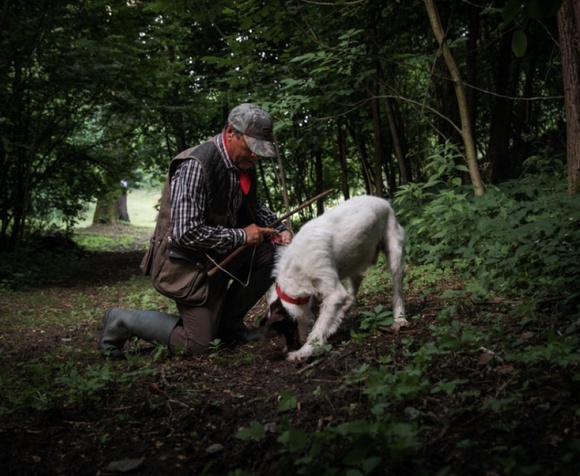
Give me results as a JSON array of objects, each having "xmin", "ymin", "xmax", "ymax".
[{"xmin": 170, "ymin": 133, "xmax": 284, "ymax": 254}]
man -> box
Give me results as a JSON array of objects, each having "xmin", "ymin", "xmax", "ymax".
[{"xmin": 100, "ymin": 103, "xmax": 292, "ymax": 359}]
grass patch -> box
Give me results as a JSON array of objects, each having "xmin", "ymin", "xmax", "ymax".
[
  {"xmin": 73, "ymin": 224, "xmax": 153, "ymax": 252},
  {"xmin": 75, "ymin": 188, "xmax": 160, "ymax": 229}
]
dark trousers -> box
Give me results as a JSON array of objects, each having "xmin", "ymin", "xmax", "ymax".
[{"xmin": 168, "ymin": 242, "xmax": 275, "ymax": 355}]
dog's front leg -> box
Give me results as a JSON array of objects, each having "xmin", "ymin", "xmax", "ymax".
[
  {"xmin": 295, "ymin": 306, "xmax": 315, "ymax": 346},
  {"xmin": 287, "ymin": 286, "xmax": 348, "ymax": 361}
]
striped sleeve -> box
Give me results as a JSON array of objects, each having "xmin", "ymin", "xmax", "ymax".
[
  {"xmin": 171, "ymin": 160, "xmax": 246, "ymax": 254},
  {"xmin": 254, "ymin": 199, "xmax": 288, "ymax": 233}
]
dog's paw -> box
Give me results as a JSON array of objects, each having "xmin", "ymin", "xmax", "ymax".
[
  {"xmin": 286, "ymin": 343, "xmax": 313, "ymax": 361},
  {"xmin": 392, "ymin": 317, "xmax": 409, "ymax": 331}
]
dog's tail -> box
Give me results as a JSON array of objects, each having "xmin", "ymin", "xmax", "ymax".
[{"xmin": 385, "ymin": 209, "xmax": 405, "ymax": 319}]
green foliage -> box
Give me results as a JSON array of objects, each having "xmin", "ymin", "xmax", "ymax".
[
  {"xmin": 277, "ymin": 390, "xmax": 299, "ymax": 412},
  {"xmin": 74, "ymin": 230, "xmax": 145, "ymax": 252},
  {"xmin": 235, "ymin": 420, "xmax": 267, "ymax": 442},
  {"xmin": 1, "ymin": 355, "xmax": 159, "ymax": 418},
  {"xmin": 359, "ymin": 305, "xmax": 394, "ymax": 332},
  {"xmin": 1, "ymin": 0, "xmax": 569, "ymax": 251},
  {"xmin": 227, "ymin": 147, "xmax": 580, "ymax": 475},
  {"xmin": 208, "ymin": 339, "xmax": 224, "ymax": 359},
  {"xmin": 395, "ymin": 146, "xmax": 580, "ymax": 299},
  {"xmin": 3, "ymin": 233, "xmax": 580, "ymax": 476}
]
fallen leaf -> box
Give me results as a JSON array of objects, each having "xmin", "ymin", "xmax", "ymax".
[
  {"xmin": 106, "ymin": 456, "xmax": 145, "ymax": 473},
  {"xmin": 494, "ymin": 365, "xmax": 515, "ymax": 374},
  {"xmin": 477, "ymin": 352, "xmax": 493, "ymax": 365},
  {"xmin": 205, "ymin": 443, "xmax": 224, "ymax": 454}
]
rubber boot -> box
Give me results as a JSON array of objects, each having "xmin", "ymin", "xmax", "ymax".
[{"xmin": 100, "ymin": 308, "xmax": 180, "ymax": 360}]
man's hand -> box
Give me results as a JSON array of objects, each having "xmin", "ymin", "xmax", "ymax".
[
  {"xmin": 243, "ymin": 224, "xmax": 280, "ymax": 245},
  {"xmin": 279, "ymin": 230, "xmax": 293, "ymax": 246}
]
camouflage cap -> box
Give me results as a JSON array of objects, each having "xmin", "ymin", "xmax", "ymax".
[{"xmin": 227, "ymin": 103, "xmax": 278, "ymax": 158}]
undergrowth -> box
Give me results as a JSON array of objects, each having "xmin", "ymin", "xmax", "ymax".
[
  {"xmin": 1, "ymin": 146, "xmax": 580, "ymax": 475},
  {"xmin": 394, "ymin": 148, "xmax": 580, "ymax": 300},
  {"xmin": 231, "ymin": 149, "xmax": 580, "ymax": 475}
]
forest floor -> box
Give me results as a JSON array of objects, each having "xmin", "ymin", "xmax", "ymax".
[{"xmin": 0, "ymin": 225, "xmax": 579, "ymax": 475}]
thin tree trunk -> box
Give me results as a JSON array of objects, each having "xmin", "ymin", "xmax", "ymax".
[
  {"xmin": 488, "ymin": 28, "xmax": 519, "ymax": 183},
  {"xmin": 274, "ymin": 134, "xmax": 292, "ymax": 231},
  {"xmin": 346, "ymin": 120, "xmax": 373, "ymax": 195},
  {"xmin": 424, "ymin": 0, "xmax": 485, "ymax": 196},
  {"xmin": 337, "ymin": 119, "xmax": 350, "ymax": 200},
  {"xmin": 0, "ymin": 0, "xmax": 10, "ymax": 37},
  {"xmin": 512, "ymin": 49, "xmax": 538, "ymax": 164},
  {"xmin": 257, "ymin": 160, "xmax": 273, "ymax": 210},
  {"xmin": 557, "ymin": 0, "xmax": 580, "ymax": 195},
  {"xmin": 466, "ymin": 2, "xmax": 479, "ymax": 142},
  {"xmin": 314, "ymin": 149, "xmax": 324, "ymax": 216},
  {"xmin": 384, "ymin": 97, "xmax": 409, "ymax": 184},
  {"xmin": 371, "ymin": 73, "xmax": 384, "ymax": 197}
]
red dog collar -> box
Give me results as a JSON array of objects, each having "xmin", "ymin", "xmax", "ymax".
[{"xmin": 275, "ymin": 284, "xmax": 310, "ymax": 305}]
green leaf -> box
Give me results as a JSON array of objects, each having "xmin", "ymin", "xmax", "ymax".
[
  {"xmin": 512, "ymin": 30, "xmax": 528, "ymax": 57},
  {"xmin": 277, "ymin": 427, "xmax": 308, "ymax": 451},
  {"xmin": 235, "ymin": 420, "xmax": 266, "ymax": 441},
  {"xmin": 278, "ymin": 390, "xmax": 298, "ymax": 412},
  {"xmin": 500, "ymin": 0, "xmax": 523, "ymax": 28}
]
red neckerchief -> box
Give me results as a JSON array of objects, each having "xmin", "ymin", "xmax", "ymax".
[
  {"xmin": 276, "ymin": 284, "xmax": 309, "ymax": 305},
  {"xmin": 223, "ymin": 132, "xmax": 251, "ymax": 195}
]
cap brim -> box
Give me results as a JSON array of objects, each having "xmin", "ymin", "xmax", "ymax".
[{"xmin": 245, "ymin": 135, "xmax": 278, "ymax": 158}]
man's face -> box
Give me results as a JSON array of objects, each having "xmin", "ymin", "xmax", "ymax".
[{"xmin": 225, "ymin": 125, "xmax": 261, "ymax": 170}]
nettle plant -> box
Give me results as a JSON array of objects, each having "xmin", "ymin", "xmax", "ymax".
[{"xmin": 395, "ymin": 147, "xmax": 580, "ymax": 301}]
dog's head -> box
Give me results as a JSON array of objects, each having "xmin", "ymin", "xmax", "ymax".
[{"xmin": 260, "ymin": 297, "xmax": 302, "ymax": 351}]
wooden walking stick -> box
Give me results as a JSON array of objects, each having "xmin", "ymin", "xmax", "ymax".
[{"xmin": 207, "ymin": 189, "xmax": 333, "ymax": 276}]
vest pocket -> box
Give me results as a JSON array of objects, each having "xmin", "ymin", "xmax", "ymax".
[{"xmin": 150, "ymin": 237, "xmax": 209, "ymax": 305}]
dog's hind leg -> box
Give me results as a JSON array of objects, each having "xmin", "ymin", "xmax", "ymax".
[
  {"xmin": 385, "ymin": 214, "xmax": 407, "ymax": 328},
  {"xmin": 342, "ymin": 274, "xmax": 363, "ymax": 314}
]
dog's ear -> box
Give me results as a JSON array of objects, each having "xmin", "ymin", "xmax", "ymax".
[
  {"xmin": 260, "ymin": 301, "xmax": 285, "ymax": 328},
  {"xmin": 260, "ymin": 298, "xmax": 302, "ymax": 350},
  {"xmin": 260, "ymin": 299, "xmax": 291, "ymax": 344}
]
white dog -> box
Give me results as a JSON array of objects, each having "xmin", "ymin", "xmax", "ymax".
[{"xmin": 262, "ymin": 195, "xmax": 407, "ymax": 361}]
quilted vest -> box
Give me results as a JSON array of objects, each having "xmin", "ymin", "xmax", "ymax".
[
  {"xmin": 139, "ymin": 136, "xmax": 258, "ymax": 304},
  {"xmin": 166, "ymin": 137, "xmax": 258, "ymax": 229}
]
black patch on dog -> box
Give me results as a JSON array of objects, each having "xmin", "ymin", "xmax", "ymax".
[{"xmin": 260, "ymin": 297, "xmax": 302, "ymax": 350}]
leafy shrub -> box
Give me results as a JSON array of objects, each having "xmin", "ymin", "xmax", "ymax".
[{"xmin": 395, "ymin": 146, "xmax": 580, "ymax": 299}]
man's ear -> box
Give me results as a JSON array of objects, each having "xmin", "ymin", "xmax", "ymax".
[{"xmin": 225, "ymin": 123, "xmax": 236, "ymax": 138}]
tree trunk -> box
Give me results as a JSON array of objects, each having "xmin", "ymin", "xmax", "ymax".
[
  {"xmin": 512, "ymin": 49, "xmax": 538, "ymax": 165},
  {"xmin": 0, "ymin": 0, "xmax": 10, "ymax": 37},
  {"xmin": 274, "ymin": 134, "xmax": 292, "ymax": 231},
  {"xmin": 371, "ymin": 73, "xmax": 384, "ymax": 197},
  {"xmin": 256, "ymin": 161, "xmax": 271, "ymax": 210},
  {"xmin": 465, "ymin": 2, "xmax": 479, "ymax": 144},
  {"xmin": 557, "ymin": 0, "xmax": 580, "ymax": 195},
  {"xmin": 488, "ymin": 28, "xmax": 519, "ymax": 183},
  {"xmin": 92, "ymin": 196, "xmax": 117, "ymax": 225},
  {"xmin": 346, "ymin": 120, "xmax": 373, "ymax": 195},
  {"xmin": 384, "ymin": 97, "xmax": 410, "ymax": 185},
  {"xmin": 337, "ymin": 119, "xmax": 350, "ymax": 200},
  {"xmin": 424, "ymin": 0, "xmax": 485, "ymax": 196},
  {"xmin": 314, "ymin": 148, "xmax": 324, "ymax": 216},
  {"xmin": 115, "ymin": 194, "xmax": 130, "ymax": 222}
]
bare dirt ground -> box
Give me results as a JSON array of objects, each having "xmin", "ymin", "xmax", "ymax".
[{"xmin": 1, "ymin": 246, "xmax": 579, "ymax": 475}]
